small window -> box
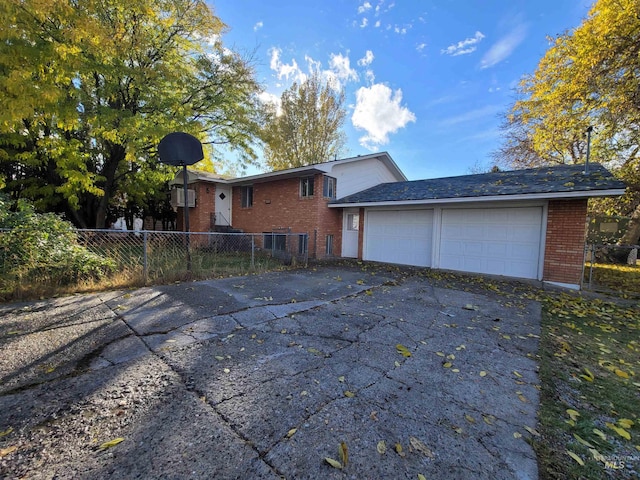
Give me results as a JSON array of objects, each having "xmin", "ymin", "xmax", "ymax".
[
  {"xmin": 346, "ymin": 213, "xmax": 359, "ymax": 231},
  {"xmin": 325, "ymin": 234, "xmax": 334, "ymax": 255},
  {"xmin": 323, "ymin": 176, "xmax": 336, "ymax": 198},
  {"xmin": 298, "ymin": 234, "xmax": 308, "ymax": 255},
  {"xmin": 241, "ymin": 186, "xmax": 253, "ymax": 208},
  {"xmin": 300, "ymin": 176, "xmax": 314, "ymax": 197},
  {"xmin": 264, "ymin": 233, "xmax": 286, "ymax": 251}
]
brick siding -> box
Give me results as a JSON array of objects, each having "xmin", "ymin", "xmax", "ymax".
[
  {"xmin": 231, "ymin": 174, "xmax": 342, "ymax": 258},
  {"xmin": 543, "ymin": 199, "xmax": 588, "ymax": 285}
]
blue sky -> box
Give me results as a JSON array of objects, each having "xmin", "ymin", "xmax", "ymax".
[{"xmin": 211, "ymin": 0, "xmax": 592, "ymax": 180}]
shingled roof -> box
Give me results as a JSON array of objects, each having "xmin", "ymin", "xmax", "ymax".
[{"xmin": 331, "ymin": 163, "xmax": 626, "ymax": 206}]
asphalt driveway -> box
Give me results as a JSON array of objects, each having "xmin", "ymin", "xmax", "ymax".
[{"xmin": 0, "ymin": 266, "xmax": 541, "ymax": 479}]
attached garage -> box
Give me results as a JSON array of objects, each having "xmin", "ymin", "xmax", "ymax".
[
  {"xmin": 365, "ymin": 209, "xmax": 433, "ymax": 267},
  {"xmin": 439, "ymin": 207, "xmax": 543, "ymax": 279},
  {"xmin": 331, "ymin": 164, "xmax": 626, "ymax": 288}
]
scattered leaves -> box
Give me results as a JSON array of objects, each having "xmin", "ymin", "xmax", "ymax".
[
  {"xmin": 344, "ymin": 390, "xmax": 355, "ymax": 398},
  {"xmin": 377, "ymin": 440, "xmax": 386, "ymax": 454},
  {"xmin": 394, "ymin": 442, "xmax": 405, "ymax": 457},
  {"xmin": 286, "ymin": 428, "xmax": 297, "ymax": 439}
]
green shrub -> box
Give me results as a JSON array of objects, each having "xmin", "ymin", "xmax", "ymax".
[{"xmin": 0, "ymin": 195, "xmax": 116, "ymax": 286}]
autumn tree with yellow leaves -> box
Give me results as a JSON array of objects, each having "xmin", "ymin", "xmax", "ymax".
[
  {"xmin": 0, "ymin": 0, "xmax": 263, "ymax": 228},
  {"xmin": 495, "ymin": 0, "xmax": 640, "ymax": 244},
  {"xmin": 262, "ymin": 72, "xmax": 347, "ymax": 170}
]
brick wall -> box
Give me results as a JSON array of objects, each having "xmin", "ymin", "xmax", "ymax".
[
  {"xmin": 543, "ymin": 199, "xmax": 588, "ymax": 285},
  {"xmin": 176, "ymin": 181, "xmax": 216, "ymax": 232},
  {"xmin": 231, "ymin": 174, "xmax": 342, "ymax": 258}
]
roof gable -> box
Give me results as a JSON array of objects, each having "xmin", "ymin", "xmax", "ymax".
[{"xmin": 332, "ymin": 164, "xmax": 626, "ymax": 205}]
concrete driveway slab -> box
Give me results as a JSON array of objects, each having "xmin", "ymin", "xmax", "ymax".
[{"xmin": 0, "ymin": 266, "xmax": 541, "ymax": 479}]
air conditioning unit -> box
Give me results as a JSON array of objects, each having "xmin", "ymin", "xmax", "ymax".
[{"xmin": 171, "ymin": 188, "xmax": 196, "ymax": 207}]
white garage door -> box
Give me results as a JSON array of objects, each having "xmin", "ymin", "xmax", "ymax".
[
  {"xmin": 365, "ymin": 210, "xmax": 433, "ymax": 267},
  {"xmin": 439, "ymin": 207, "xmax": 543, "ymax": 279}
]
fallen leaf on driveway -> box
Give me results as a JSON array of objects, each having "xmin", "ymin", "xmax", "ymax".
[
  {"xmin": 394, "ymin": 442, "xmax": 405, "ymax": 457},
  {"xmin": 339, "ymin": 442, "xmax": 349, "ymax": 466},
  {"xmin": 0, "ymin": 427, "xmax": 13, "ymax": 437},
  {"xmin": 286, "ymin": 428, "xmax": 297, "ymax": 438},
  {"xmin": 479, "ymin": 371, "xmax": 487, "ymax": 377},
  {"xmin": 0, "ymin": 445, "xmax": 17, "ymax": 457},
  {"xmin": 396, "ymin": 344, "xmax": 412, "ymax": 357},
  {"xmin": 377, "ymin": 440, "xmax": 386, "ymax": 454},
  {"xmin": 324, "ymin": 457, "xmax": 342, "ymax": 469},
  {"xmin": 98, "ymin": 438, "xmax": 124, "ymax": 451},
  {"xmin": 463, "ymin": 304, "xmax": 479, "ymax": 311},
  {"xmin": 409, "ymin": 436, "xmax": 434, "ymax": 458},
  {"xmin": 344, "ymin": 391, "xmax": 355, "ymax": 398}
]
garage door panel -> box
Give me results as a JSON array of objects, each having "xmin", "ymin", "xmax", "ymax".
[
  {"xmin": 440, "ymin": 207, "xmax": 542, "ymax": 279},
  {"xmin": 365, "ymin": 210, "xmax": 433, "ymax": 267}
]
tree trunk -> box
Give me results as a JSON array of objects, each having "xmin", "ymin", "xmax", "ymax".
[
  {"xmin": 618, "ymin": 203, "xmax": 640, "ymax": 246},
  {"xmin": 95, "ymin": 143, "xmax": 125, "ymax": 228}
]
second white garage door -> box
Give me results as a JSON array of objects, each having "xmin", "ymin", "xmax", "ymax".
[
  {"xmin": 439, "ymin": 207, "xmax": 543, "ymax": 279},
  {"xmin": 365, "ymin": 210, "xmax": 433, "ymax": 267}
]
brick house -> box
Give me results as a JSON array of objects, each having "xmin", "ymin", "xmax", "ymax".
[{"xmin": 170, "ymin": 153, "xmax": 625, "ymax": 289}]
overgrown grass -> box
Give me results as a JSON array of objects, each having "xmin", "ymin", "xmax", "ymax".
[
  {"xmin": 584, "ymin": 262, "xmax": 640, "ymax": 295},
  {"xmin": 0, "ymin": 249, "xmax": 292, "ymax": 303},
  {"xmin": 535, "ymin": 295, "xmax": 640, "ymax": 479}
]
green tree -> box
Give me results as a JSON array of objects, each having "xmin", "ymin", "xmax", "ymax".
[
  {"xmin": 263, "ymin": 72, "xmax": 347, "ymax": 170},
  {"xmin": 0, "ymin": 0, "xmax": 263, "ymax": 228},
  {"xmin": 494, "ymin": 0, "xmax": 640, "ymax": 244}
]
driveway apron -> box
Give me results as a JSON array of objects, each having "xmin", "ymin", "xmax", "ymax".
[{"xmin": 0, "ymin": 267, "xmax": 541, "ymax": 479}]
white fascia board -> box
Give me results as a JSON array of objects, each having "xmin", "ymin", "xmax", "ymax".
[{"xmin": 328, "ymin": 188, "xmax": 626, "ymax": 208}]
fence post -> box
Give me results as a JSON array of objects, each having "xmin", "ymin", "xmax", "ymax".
[
  {"xmin": 251, "ymin": 234, "xmax": 255, "ymax": 269},
  {"xmin": 143, "ymin": 230, "xmax": 148, "ymax": 285},
  {"xmin": 588, "ymin": 244, "xmax": 595, "ymax": 290}
]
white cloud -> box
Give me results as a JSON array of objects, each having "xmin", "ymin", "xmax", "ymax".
[
  {"xmin": 357, "ymin": 50, "xmax": 374, "ymax": 67},
  {"xmin": 268, "ymin": 48, "xmax": 307, "ymax": 83},
  {"xmin": 365, "ymin": 69, "xmax": 375, "ymax": 84},
  {"xmin": 480, "ymin": 25, "xmax": 527, "ymax": 69},
  {"xmin": 441, "ymin": 31, "xmax": 485, "ymax": 56},
  {"xmin": 360, "ymin": 17, "xmax": 369, "ymax": 28},
  {"xmin": 416, "ymin": 43, "xmax": 427, "ymax": 53},
  {"xmin": 352, "ymin": 83, "xmax": 416, "ymax": 149},
  {"xmin": 374, "ymin": 20, "xmax": 381, "ymax": 28},
  {"xmin": 253, "ymin": 21, "xmax": 263, "ymax": 32},
  {"xmin": 329, "ymin": 52, "xmax": 358, "ymax": 83},
  {"xmin": 358, "ymin": 2, "xmax": 372, "ymax": 13}
]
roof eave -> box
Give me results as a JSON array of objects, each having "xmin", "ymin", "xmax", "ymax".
[{"xmin": 328, "ymin": 188, "xmax": 627, "ymax": 208}]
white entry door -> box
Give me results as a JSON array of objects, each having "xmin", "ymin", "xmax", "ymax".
[
  {"xmin": 439, "ymin": 207, "xmax": 543, "ymax": 279},
  {"xmin": 365, "ymin": 209, "xmax": 434, "ymax": 267},
  {"xmin": 342, "ymin": 209, "xmax": 359, "ymax": 258},
  {"xmin": 215, "ymin": 185, "xmax": 232, "ymax": 226}
]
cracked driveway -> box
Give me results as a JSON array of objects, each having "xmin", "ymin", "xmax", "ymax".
[{"xmin": 0, "ymin": 266, "xmax": 541, "ymax": 479}]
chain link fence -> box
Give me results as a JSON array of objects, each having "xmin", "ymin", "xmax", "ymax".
[
  {"xmin": 583, "ymin": 243, "xmax": 640, "ymax": 294},
  {"xmin": 1, "ymin": 228, "xmax": 308, "ymax": 297}
]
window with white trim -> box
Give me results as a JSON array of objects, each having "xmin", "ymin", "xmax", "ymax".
[
  {"xmin": 300, "ymin": 176, "xmax": 314, "ymax": 197},
  {"xmin": 323, "ymin": 176, "xmax": 336, "ymax": 198}
]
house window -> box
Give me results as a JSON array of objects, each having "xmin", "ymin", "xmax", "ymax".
[
  {"xmin": 323, "ymin": 176, "xmax": 336, "ymax": 198},
  {"xmin": 346, "ymin": 213, "xmax": 359, "ymax": 231},
  {"xmin": 300, "ymin": 176, "xmax": 314, "ymax": 197},
  {"xmin": 298, "ymin": 234, "xmax": 308, "ymax": 255},
  {"xmin": 264, "ymin": 233, "xmax": 286, "ymax": 251},
  {"xmin": 325, "ymin": 234, "xmax": 334, "ymax": 255},
  {"xmin": 241, "ymin": 186, "xmax": 253, "ymax": 208}
]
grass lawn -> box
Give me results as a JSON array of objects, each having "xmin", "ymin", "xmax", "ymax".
[{"xmin": 534, "ymin": 294, "xmax": 640, "ymax": 479}]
